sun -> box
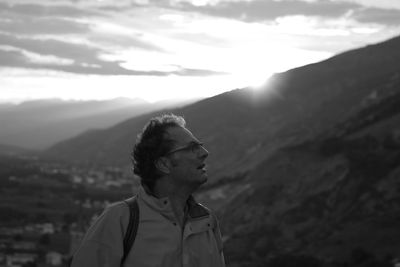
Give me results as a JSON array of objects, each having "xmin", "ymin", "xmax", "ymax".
[
  {"xmin": 232, "ymin": 66, "xmax": 274, "ymax": 90},
  {"xmin": 248, "ymin": 73, "xmax": 273, "ymax": 89}
]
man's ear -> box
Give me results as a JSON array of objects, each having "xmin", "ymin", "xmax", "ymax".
[{"xmin": 155, "ymin": 157, "xmax": 171, "ymax": 174}]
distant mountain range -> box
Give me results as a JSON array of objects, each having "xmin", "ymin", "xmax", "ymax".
[
  {"xmin": 0, "ymin": 97, "xmax": 197, "ymax": 149},
  {"xmin": 42, "ymin": 35, "xmax": 400, "ymax": 265}
]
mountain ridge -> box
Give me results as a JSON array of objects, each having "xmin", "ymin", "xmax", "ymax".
[
  {"xmin": 0, "ymin": 97, "xmax": 197, "ymax": 149},
  {"xmin": 43, "ymin": 35, "xmax": 400, "ymax": 181}
]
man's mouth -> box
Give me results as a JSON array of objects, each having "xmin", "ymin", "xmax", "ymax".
[{"xmin": 197, "ymin": 163, "xmax": 206, "ymax": 172}]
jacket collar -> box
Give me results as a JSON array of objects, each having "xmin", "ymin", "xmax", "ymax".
[
  {"xmin": 186, "ymin": 195, "xmax": 210, "ymax": 219},
  {"xmin": 138, "ymin": 186, "xmax": 210, "ymax": 220}
]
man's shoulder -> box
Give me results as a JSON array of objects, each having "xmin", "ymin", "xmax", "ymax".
[
  {"xmin": 106, "ymin": 199, "xmax": 130, "ymax": 211},
  {"xmin": 98, "ymin": 198, "xmax": 132, "ymax": 221}
]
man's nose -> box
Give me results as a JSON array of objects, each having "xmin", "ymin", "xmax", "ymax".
[{"xmin": 199, "ymin": 146, "xmax": 209, "ymax": 159}]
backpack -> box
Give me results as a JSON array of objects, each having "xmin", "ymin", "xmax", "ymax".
[
  {"xmin": 68, "ymin": 196, "xmax": 139, "ymax": 267},
  {"xmin": 121, "ymin": 195, "xmax": 140, "ymax": 266}
]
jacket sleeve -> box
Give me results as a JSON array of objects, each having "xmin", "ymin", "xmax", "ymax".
[{"xmin": 71, "ymin": 203, "xmax": 129, "ymax": 267}]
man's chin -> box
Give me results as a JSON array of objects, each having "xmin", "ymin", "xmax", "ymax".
[
  {"xmin": 198, "ymin": 174, "xmax": 208, "ymax": 185},
  {"xmin": 192, "ymin": 173, "xmax": 207, "ymax": 188}
]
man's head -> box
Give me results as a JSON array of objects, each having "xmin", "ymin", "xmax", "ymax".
[{"xmin": 132, "ymin": 114, "xmax": 208, "ymax": 192}]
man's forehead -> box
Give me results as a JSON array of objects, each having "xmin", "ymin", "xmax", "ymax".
[{"xmin": 165, "ymin": 126, "xmax": 198, "ymax": 143}]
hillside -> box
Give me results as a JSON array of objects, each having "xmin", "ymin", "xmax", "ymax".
[
  {"xmin": 44, "ymin": 35, "xmax": 400, "ymax": 181},
  {"xmin": 220, "ymin": 88, "xmax": 400, "ymax": 266}
]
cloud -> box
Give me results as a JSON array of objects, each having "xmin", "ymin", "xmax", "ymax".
[
  {"xmin": 0, "ymin": 33, "xmax": 105, "ymax": 64},
  {"xmin": 0, "ymin": 34, "xmax": 225, "ymax": 77},
  {"xmin": 0, "ymin": 2, "xmax": 100, "ymax": 35},
  {"xmin": 353, "ymin": 7, "xmax": 400, "ymax": 26},
  {"xmin": 0, "ymin": 4, "xmax": 166, "ymax": 52},
  {"xmin": 96, "ymin": 2, "xmax": 144, "ymax": 12},
  {"xmin": 88, "ymin": 32, "xmax": 166, "ymax": 52},
  {"xmin": 157, "ymin": 0, "xmax": 400, "ymax": 27},
  {"xmin": 169, "ymin": 32, "xmax": 229, "ymax": 47},
  {"xmin": 171, "ymin": 66, "xmax": 228, "ymax": 76},
  {"xmin": 0, "ymin": 49, "xmax": 29, "ymax": 67},
  {"xmin": 0, "ymin": 32, "xmax": 164, "ymax": 75},
  {"xmin": 0, "ymin": 48, "xmax": 145, "ymax": 75},
  {"xmin": 0, "ymin": 17, "xmax": 91, "ymax": 35},
  {"xmin": 0, "ymin": 48, "xmax": 227, "ymax": 76},
  {"xmin": 0, "ymin": 31, "xmax": 169, "ymax": 68},
  {"xmin": 172, "ymin": 0, "xmax": 361, "ymax": 22},
  {"xmin": 0, "ymin": 2, "xmax": 101, "ymax": 18}
]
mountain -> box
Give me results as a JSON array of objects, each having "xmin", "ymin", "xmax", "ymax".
[
  {"xmin": 41, "ymin": 35, "xmax": 400, "ymax": 266},
  {"xmin": 220, "ymin": 91, "xmax": 400, "ymax": 266},
  {"xmin": 43, "ymin": 35, "xmax": 400, "ymax": 181},
  {"xmin": 0, "ymin": 97, "xmax": 196, "ymax": 149},
  {"xmin": 214, "ymin": 37, "xmax": 400, "ymax": 265}
]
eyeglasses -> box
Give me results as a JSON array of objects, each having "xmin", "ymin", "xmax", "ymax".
[{"xmin": 165, "ymin": 141, "xmax": 204, "ymax": 155}]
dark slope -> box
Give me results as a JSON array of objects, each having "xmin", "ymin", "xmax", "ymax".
[
  {"xmin": 220, "ymin": 65, "xmax": 400, "ymax": 266},
  {"xmin": 44, "ymin": 35, "xmax": 400, "ymax": 183}
]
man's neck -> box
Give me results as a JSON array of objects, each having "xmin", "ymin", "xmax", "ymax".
[
  {"xmin": 152, "ymin": 179, "xmax": 195, "ymax": 225},
  {"xmin": 169, "ymin": 194, "xmax": 189, "ymax": 226}
]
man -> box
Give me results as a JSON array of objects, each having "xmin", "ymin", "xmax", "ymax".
[{"xmin": 71, "ymin": 114, "xmax": 225, "ymax": 267}]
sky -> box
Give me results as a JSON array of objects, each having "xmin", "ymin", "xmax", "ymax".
[{"xmin": 1, "ymin": 0, "xmax": 400, "ymax": 103}]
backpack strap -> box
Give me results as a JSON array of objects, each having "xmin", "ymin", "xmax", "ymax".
[{"xmin": 121, "ymin": 195, "xmax": 139, "ymax": 266}]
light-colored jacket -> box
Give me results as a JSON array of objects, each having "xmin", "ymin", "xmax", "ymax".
[{"xmin": 71, "ymin": 187, "xmax": 225, "ymax": 267}]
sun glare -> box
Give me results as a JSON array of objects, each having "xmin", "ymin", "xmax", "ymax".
[{"xmin": 239, "ymin": 70, "xmax": 273, "ymax": 90}]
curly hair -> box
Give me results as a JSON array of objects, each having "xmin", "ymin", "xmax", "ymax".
[{"xmin": 131, "ymin": 114, "xmax": 186, "ymax": 191}]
